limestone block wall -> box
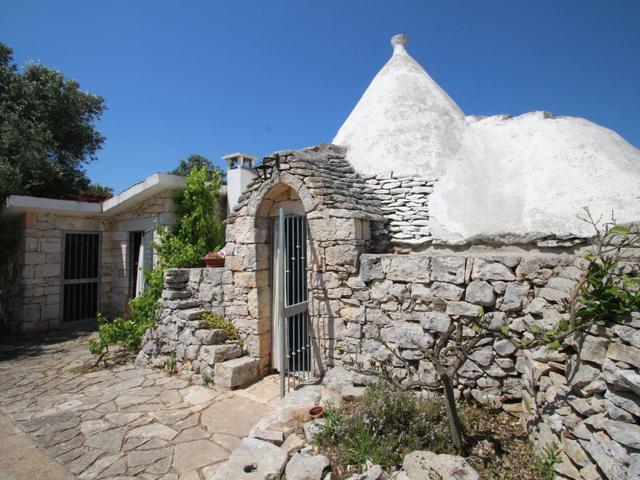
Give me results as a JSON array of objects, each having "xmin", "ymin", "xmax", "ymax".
[
  {"xmin": 329, "ymin": 252, "xmax": 589, "ymax": 409},
  {"xmin": 13, "ymin": 212, "xmax": 112, "ymax": 333},
  {"xmin": 523, "ymin": 316, "xmax": 640, "ymax": 480},
  {"xmin": 9, "ymin": 191, "xmax": 180, "ymax": 333}
]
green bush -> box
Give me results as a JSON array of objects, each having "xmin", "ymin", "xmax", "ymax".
[
  {"xmin": 315, "ymin": 382, "xmax": 465, "ymax": 471},
  {"xmin": 155, "ymin": 165, "xmax": 224, "ymax": 268},
  {"xmin": 88, "ymin": 313, "xmax": 153, "ymax": 357},
  {"xmin": 89, "ymin": 166, "xmax": 224, "ymax": 363}
]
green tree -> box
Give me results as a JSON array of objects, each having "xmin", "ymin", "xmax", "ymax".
[
  {"xmin": 170, "ymin": 154, "xmax": 223, "ymax": 182},
  {"xmin": 80, "ymin": 183, "xmax": 114, "ymax": 198},
  {"xmin": 0, "ymin": 43, "xmax": 109, "ymax": 330},
  {"xmin": 0, "ymin": 42, "xmax": 107, "ymax": 201}
]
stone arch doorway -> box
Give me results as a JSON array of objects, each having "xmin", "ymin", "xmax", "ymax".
[
  {"xmin": 226, "ymin": 177, "xmax": 315, "ymax": 378},
  {"xmin": 259, "ymin": 184, "xmax": 308, "ymax": 375},
  {"xmin": 224, "ymin": 146, "xmax": 378, "ymax": 380}
]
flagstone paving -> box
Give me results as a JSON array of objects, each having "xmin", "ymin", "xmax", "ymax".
[{"xmin": 0, "ymin": 332, "xmax": 280, "ymax": 479}]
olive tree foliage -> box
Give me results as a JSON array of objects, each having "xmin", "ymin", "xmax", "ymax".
[
  {"xmin": 0, "ymin": 43, "xmax": 107, "ymax": 201},
  {"xmin": 366, "ymin": 208, "xmax": 640, "ymax": 452}
]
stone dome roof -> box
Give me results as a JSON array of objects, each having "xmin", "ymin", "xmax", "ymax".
[
  {"xmin": 334, "ymin": 34, "xmax": 640, "ymax": 243},
  {"xmin": 333, "ymin": 34, "xmax": 468, "ymax": 178}
]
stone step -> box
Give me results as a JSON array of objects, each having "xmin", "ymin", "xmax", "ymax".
[
  {"xmin": 164, "ymin": 299, "xmax": 200, "ymax": 310},
  {"xmin": 214, "ymin": 356, "xmax": 259, "ymax": 390},
  {"xmin": 161, "ymin": 290, "xmax": 192, "ymax": 300},
  {"xmin": 177, "ymin": 308, "xmax": 206, "ymax": 321},
  {"xmin": 195, "ymin": 329, "xmax": 228, "ymax": 345},
  {"xmin": 199, "ymin": 344, "xmax": 243, "ymax": 366}
]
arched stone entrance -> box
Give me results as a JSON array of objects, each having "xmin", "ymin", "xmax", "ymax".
[{"xmin": 223, "ymin": 146, "xmax": 383, "ymax": 377}]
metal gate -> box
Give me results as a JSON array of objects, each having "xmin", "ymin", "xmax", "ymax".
[
  {"xmin": 272, "ymin": 208, "xmax": 316, "ymax": 397},
  {"xmin": 61, "ymin": 232, "xmax": 101, "ymax": 322}
]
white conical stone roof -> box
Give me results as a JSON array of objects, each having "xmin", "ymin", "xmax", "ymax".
[
  {"xmin": 333, "ymin": 34, "xmax": 468, "ymax": 178},
  {"xmin": 334, "ymin": 34, "xmax": 640, "ymax": 243}
]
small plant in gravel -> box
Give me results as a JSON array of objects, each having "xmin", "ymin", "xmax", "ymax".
[
  {"xmin": 201, "ymin": 372, "xmax": 212, "ymax": 386},
  {"xmin": 164, "ymin": 355, "xmax": 177, "ymax": 374},
  {"xmin": 201, "ymin": 312, "xmax": 243, "ymax": 344}
]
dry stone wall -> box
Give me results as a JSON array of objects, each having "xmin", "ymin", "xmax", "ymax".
[
  {"xmin": 136, "ymin": 268, "xmax": 259, "ymax": 389},
  {"xmin": 222, "ymin": 145, "xmax": 385, "ymax": 373},
  {"xmin": 362, "ymin": 172, "xmax": 434, "ymax": 248},
  {"xmin": 523, "ymin": 315, "xmax": 640, "ymax": 480},
  {"xmin": 329, "ymin": 252, "xmax": 588, "ymax": 410}
]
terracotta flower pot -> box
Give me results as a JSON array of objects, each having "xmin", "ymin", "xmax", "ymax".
[
  {"xmin": 204, "ymin": 257, "xmax": 225, "ymax": 267},
  {"xmin": 308, "ymin": 405, "xmax": 325, "ymax": 419}
]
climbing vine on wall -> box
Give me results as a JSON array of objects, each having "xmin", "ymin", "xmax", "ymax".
[{"xmin": 89, "ymin": 166, "xmax": 224, "ymax": 364}]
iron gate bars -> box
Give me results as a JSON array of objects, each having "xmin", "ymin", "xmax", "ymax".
[
  {"xmin": 61, "ymin": 231, "xmax": 101, "ymax": 322},
  {"xmin": 277, "ymin": 208, "xmax": 315, "ymax": 397}
]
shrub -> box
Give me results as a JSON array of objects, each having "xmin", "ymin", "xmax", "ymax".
[
  {"xmin": 88, "ymin": 313, "xmax": 154, "ymax": 363},
  {"xmin": 315, "ymin": 382, "xmax": 467, "ymax": 472}
]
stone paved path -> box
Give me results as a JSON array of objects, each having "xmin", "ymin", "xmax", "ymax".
[{"xmin": 0, "ymin": 332, "xmax": 280, "ymax": 480}]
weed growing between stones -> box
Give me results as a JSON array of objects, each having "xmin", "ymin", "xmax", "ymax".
[
  {"xmin": 201, "ymin": 312, "xmax": 244, "ymax": 344},
  {"xmin": 533, "ymin": 443, "xmax": 561, "ymax": 479},
  {"xmin": 164, "ymin": 354, "xmax": 177, "ymax": 374},
  {"xmin": 201, "ymin": 372, "xmax": 212, "ymax": 386}
]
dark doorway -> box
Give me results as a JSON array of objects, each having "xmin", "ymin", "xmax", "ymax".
[
  {"xmin": 128, "ymin": 231, "xmax": 143, "ymax": 298},
  {"xmin": 61, "ymin": 232, "xmax": 100, "ymax": 322}
]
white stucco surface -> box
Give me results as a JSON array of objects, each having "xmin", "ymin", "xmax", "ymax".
[
  {"xmin": 334, "ymin": 35, "xmax": 640, "ymax": 242},
  {"xmin": 430, "ymin": 112, "xmax": 640, "ymax": 243},
  {"xmin": 333, "ymin": 34, "xmax": 468, "ymax": 179}
]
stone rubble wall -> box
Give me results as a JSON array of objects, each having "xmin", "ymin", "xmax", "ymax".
[
  {"xmin": 136, "ymin": 268, "xmax": 259, "ymax": 389},
  {"xmin": 329, "ymin": 252, "xmax": 590, "ymax": 410},
  {"xmin": 523, "ymin": 315, "xmax": 640, "ymax": 480},
  {"xmin": 362, "ymin": 172, "xmax": 435, "ymax": 248}
]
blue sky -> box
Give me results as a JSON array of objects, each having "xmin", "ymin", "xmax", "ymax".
[{"xmin": 3, "ymin": 1, "xmax": 639, "ymax": 193}]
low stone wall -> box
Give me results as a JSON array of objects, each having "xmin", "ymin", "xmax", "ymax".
[
  {"xmin": 332, "ymin": 252, "xmax": 586, "ymax": 409},
  {"xmin": 136, "ymin": 268, "xmax": 259, "ymax": 389},
  {"xmin": 523, "ymin": 315, "xmax": 640, "ymax": 479}
]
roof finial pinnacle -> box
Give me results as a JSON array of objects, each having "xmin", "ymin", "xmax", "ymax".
[{"xmin": 391, "ymin": 34, "xmax": 408, "ymax": 53}]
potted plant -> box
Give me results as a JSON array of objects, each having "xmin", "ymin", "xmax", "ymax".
[{"xmin": 203, "ymin": 249, "xmax": 225, "ymax": 267}]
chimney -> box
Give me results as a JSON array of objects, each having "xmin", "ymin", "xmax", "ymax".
[{"xmin": 223, "ymin": 152, "xmax": 257, "ymax": 213}]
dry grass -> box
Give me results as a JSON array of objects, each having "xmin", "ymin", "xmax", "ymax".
[{"xmin": 463, "ymin": 404, "xmax": 545, "ymax": 480}]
